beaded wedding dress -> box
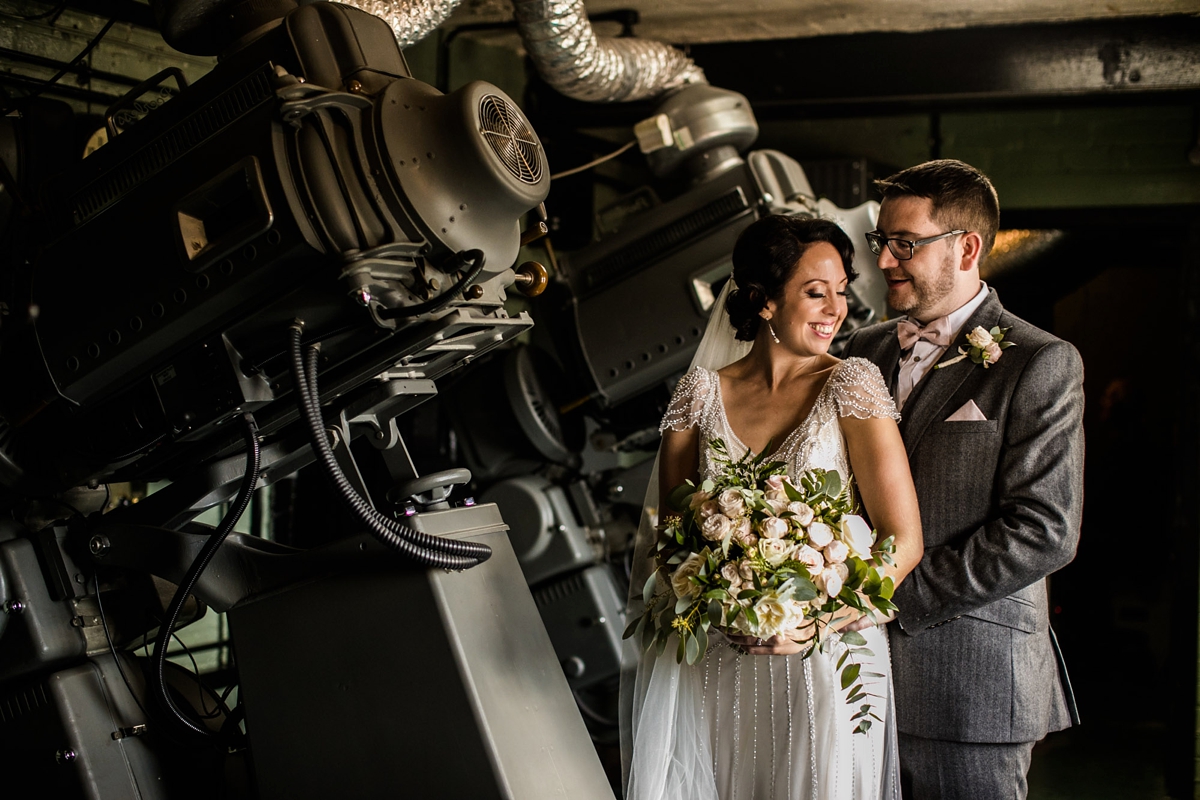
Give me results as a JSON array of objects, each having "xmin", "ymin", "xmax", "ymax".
[{"xmin": 623, "ymin": 356, "xmax": 903, "ymax": 800}]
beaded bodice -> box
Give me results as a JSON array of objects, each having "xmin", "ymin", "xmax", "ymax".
[{"xmin": 660, "ymin": 357, "xmax": 900, "ymax": 482}]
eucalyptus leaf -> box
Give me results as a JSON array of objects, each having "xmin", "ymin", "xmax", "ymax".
[
  {"xmin": 642, "ymin": 616, "xmax": 658, "ymax": 651},
  {"xmin": 696, "ymin": 624, "xmax": 709, "ymax": 657},
  {"xmin": 708, "ymin": 599, "xmax": 723, "ymax": 628},
  {"xmin": 853, "ymin": 720, "xmax": 872, "ymax": 735},
  {"xmin": 791, "ymin": 577, "xmax": 819, "ymax": 602},
  {"xmin": 666, "ymin": 482, "xmax": 693, "ymax": 513},
  {"xmin": 643, "ymin": 571, "xmax": 658, "ymax": 606},
  {"xmin": 676, "ymin": 634, "xmax": 687, "ymax": 664},
  {"xmin": 623, "ymin": 614, "xmax": 644, "ymax": 640},
  {"xmin": 840, "ymin": 630, "xmax": 868, "ymax": 647},
  {"xmin": 676, "ymin": 594, "xmax": 694, "ymax": 614},
  {"xmin": 686, "ymin": 633, "xmax": 700, "ymax": 665},
  {"xmin": 823, "ymin": 470, "xmax": 842, "ymax": 499},
  {"xmin": 655, "ymin": 629, "xmax": 670, "ymax": 656},
  {"xmin": 744, "ymin": 604, "xmax": 759, "ymax": 631},
  {"xmin": 841, "ymin": 663, "xmax": 861, "ymax": 690}
]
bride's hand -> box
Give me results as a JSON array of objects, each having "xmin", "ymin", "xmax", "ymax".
[
  {"xmin": 837, "ymin": 609, "xmax": 897, "ymax": 633},
  {"xmin": 726, "ymin": 624, "xmax": 815, "ymax": 656}
]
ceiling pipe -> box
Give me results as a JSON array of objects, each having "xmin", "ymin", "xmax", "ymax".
[{"xmin": 343, "ymin": 0, "xmax": 706, "ymax": 102}]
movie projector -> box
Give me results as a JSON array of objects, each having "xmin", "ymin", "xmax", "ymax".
[{"xmin": 0, "ymin": 2, "xmax": 613, "ymax": 797}]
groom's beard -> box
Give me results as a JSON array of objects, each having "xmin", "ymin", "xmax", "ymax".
[{"xmin": 885, "ymin": 250, "xmax": 958, "ymax": 318}]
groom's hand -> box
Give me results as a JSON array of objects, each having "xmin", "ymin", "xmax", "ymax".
[{"xmin": 838, "ymin": 610, "xmax": 896, "ymax": 632}]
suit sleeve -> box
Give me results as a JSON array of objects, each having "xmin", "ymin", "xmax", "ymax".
[{"xmin": 894, "ymin": 338, "xmax": 1085, "ymax": 633}]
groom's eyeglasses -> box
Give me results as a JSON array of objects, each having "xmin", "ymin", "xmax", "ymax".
[{"xmin": 865, "ymin": 230, "xmax": 966, "ymax": 261}]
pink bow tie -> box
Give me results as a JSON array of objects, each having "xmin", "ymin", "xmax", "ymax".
[{"xmin": 896, "ymin": 316, "xmax": 952, "ymax": 350}]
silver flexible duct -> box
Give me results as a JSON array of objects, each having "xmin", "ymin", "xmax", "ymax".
[
  {"xmin": 512, "ymin": 0, "xmax": 707, "ymax": 103},
  {"xmin": 343, "ymin": 0, "xmax": 467, "ymax": 48}
]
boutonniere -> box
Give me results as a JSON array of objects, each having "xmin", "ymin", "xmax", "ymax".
[{"xmin": 934, "ymin": 326, "xmax": 1015, "ymax": 370}]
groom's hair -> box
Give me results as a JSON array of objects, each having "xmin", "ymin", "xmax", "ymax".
[
  {"xmin": 727, "ymin": 215, "xmax": 856, "ymax": 342},
  {"xmin": 875, "ymin": 159, "xmax": 1000, "ymax": 259}
]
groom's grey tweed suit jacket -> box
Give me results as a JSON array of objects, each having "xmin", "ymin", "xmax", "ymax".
[{"xmin": 844, "ymin": 288, "xmax": 1083, "ymax": 744}]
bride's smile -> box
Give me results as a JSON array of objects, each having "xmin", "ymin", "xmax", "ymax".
[{"xmin": 762, "ymin": 240, "xmax": 849, "ymax": 358}]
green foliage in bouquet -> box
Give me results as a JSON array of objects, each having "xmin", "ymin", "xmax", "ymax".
[{"xmin": 622, "ymin": 438, "xmax": 898, "ymax": 734}]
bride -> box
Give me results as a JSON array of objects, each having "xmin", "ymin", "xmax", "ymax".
[{"xmin": 623, "ymin": 215, "xmax": 924, "ymax": 800}]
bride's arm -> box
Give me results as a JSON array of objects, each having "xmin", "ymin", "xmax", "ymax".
[
  {"xmin": 841, "ymin": 415, "xmax": 924, "ymax": 587},
  {"xmin": 658, "ymin": 427, "xmax": 700, "ymax": 511}
]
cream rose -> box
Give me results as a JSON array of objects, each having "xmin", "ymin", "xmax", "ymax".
[
  {"xmin": 787, "ymin": 502, "xmax": 815, "ymax": 527},
  {"xmin": 966, "ymin": 325, "xmax": 994, "ymax": 350},
  {"xmin": 732, "ymin": 517, "xmax": 756, "ymax": 547},
  {"xmin": 807, "ymin": 521, "xmax": 834, "ymax": 548},
  {"xmin": 721, "ymin": 561, "xmax": 743, "ymax": 590},
  {"xmin": 671, "ymin": 553, "xmax": 704, "ymax": 599},
  {"xmin": 752, "ymin": 592, "xmax": 805, "ymax": 639},
  {"xmin": 982, "ymin": 341, "xmax": 1002, "ymax": 363},
  {"xmin": 689, "ymin": 490, "xmax": 711, "ymax": 510},
  {"xmin": 764, "ymin": 489, "xmax": 787, "ymax": 504},
  {"xmin": 718, "ymin": 489, "xmax": 746, "ymax": 517},
  {"xmin": 738, "ymin": 559, "xmax": 756, "ymax": 582},
  {"xmin": 793, "ymin": 544, "xmax": 825, "ymax": 574},
  {"xmin": 759, "ymin": 537, "xmax": 795, "ymax": 567},
  {"xmin": 761, "ymin": 516, "xmax": 789, "ymax": 539},
  {"xmin": 817, "ymin": 566, "xmax": 845, "ymax": 598},
  {"xmin": 765, "ymin": 475, "xmax": 785, "ymax": 493},
  {"xmin": 701, "ymin": 513, "xmax": 731, "ymax": 542},
  {"xmin": 823, "ymin": 538, "xmax": 849, "ymax": 564},
  {"xmin": 840, "ymin": 515, "xmax": 875, "ymax": 558},
  {"xmin": 699, "ymin": 500, "xmax": 719, "ymax": 519}
]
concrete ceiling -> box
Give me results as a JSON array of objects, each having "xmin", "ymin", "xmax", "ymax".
[{"xmin": 449, "ymin": 0, "xmax": 1200, "ymax": 44}]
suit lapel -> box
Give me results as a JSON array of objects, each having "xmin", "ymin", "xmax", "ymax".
[{"xmin": 899, "ymin": 291, "xmax": 1004, "ymax": 455}]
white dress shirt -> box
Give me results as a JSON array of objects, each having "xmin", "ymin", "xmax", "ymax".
[{"xmin": 895, "ymin": 282, "xmax": 988, "ymax": 411}]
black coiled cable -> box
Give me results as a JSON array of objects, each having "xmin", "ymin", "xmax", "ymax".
[
  {"xmin": 288, "ymin": 324, "xmax": 490, "ymax": 568},
  {"xmin": 151, "ymin": 413, "xmax": 261, "ymax": 743},
  {"xmin": 375, "ymin": 249, "xmax": 486, "ymax": 320}
]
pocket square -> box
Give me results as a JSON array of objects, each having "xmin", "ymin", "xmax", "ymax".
[{"xmin": 945, "ymin": 400, "xmax": 987, "ymax": 422}]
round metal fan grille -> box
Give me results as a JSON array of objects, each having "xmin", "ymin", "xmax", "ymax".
[{"xmin": 478, "ymin": 95, "xmax": 543, "ymax": 185}]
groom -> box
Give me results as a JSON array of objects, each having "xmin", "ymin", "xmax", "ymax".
[{"xmin": 843, "ymin": 159, "xmax": 1083, "ymax": 799}]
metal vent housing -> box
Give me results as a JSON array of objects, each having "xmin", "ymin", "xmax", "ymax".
[{"xmin": 479, "ymin": 94, "xmax": 543, "ymax": 185}]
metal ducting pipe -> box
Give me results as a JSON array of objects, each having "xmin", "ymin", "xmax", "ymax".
[
  {"xmin": 512, "ymin": 0, "xmax": 707, "ymax": 102},
  {"xmin": 342, "ymin": 0, "xmax": 467, "ymax": 48},
  {"xmin": 347, "ymin": 0, "xmax": 705, "ymax": 103}
]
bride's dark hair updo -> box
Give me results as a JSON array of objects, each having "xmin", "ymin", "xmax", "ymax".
[{"xmin": 726, "ymin": 215, "xmax": 858, "ymax": 342}]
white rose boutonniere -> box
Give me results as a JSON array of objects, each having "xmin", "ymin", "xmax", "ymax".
[{"xmin": 936, "ymin": 325, "xmax": 1015, "ymax": 370}]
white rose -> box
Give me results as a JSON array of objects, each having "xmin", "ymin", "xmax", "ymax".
[
  {"xmin": 807, "ymin": 521, "xmax": 834, "ymax": 548},
  {"xmin": 818, "ymin": 566, "xmax": 844, "ymax": 598},
  {"xmin": 752, "ymin": 592, "xmax": 796, "ymax": 638},
  {"xmin": 824, "ymin": 538, "xmax": 849, "ymax": 564},
  {"xmin": 718, "ymin": 489, "xmax": 745, "ymax": 517},
  {"xmin": 793, "ymin": 544, "xmax": 825, "ymax": 574},
  {"xmin": 759, "ymin": 537, "xmax": 795, "ymax": 567},
  {"xmin": 839, "ymin": 515, "xmax": 875, "ymax": 558},
  {"xmin": 699, "ymin": 500, "xmax": 719, "ymax": 519},
  {"xmin": 671, "ymin": 553, "xmax": 705, "ymax": 600},
  {"xmin": 787, "ymin": 502, "xmax": 815, "ymax": 527},
  {"xmin": 761, "ymin": 516, "xmax": 789, "ymax": 539},
  {"xmin": 765, "ymin": 475, "xmax": 785, "ymax": 493},
  {"xmin": 766, "ymin": 498, "xmax": 787, "ymax": 515},
  {"xmin": 966, "ymin": 325, "xmax": 994, "ymax": 350},
  {"xmin": 689, "ymin": 490, "xmax": 711, "ymax": 510},
  {"xmin": 701, "ymin": 513, "xmax": 731, "ymax": 542}
]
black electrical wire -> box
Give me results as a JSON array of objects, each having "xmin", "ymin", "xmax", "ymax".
[
  {"xmin": 287, "ymin": 324, "xmax": 490, "ymax": 568},
  {"xmin": 150, "ymin": 413, "xmax": 261, "ymax": 743},
  {"xmin": 302, "ymin": 344, "xmax": 489, "ymax": 565},
  {"xmin": 375, "ymin": 249, "xmax": 487, "ymax": 320},
  {"xmin": 94, "ymin": 572, "xmax": 151, "ymax": 721},
  {"xmin": 24, "ymin": 16, "xmax": 117, "ymax": 99}
]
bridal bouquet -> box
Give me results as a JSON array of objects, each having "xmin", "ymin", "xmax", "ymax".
[{"xmin": 624, "ymin": 438, "xmax": 898, "ymax": 730}]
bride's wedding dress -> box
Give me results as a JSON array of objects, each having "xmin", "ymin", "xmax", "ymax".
[{"xmin": 626, "ymin": 357, "xmax": 902, "ymax": 800}]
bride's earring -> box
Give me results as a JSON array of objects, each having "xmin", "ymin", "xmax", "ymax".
[{"xmin": 767, "ymin": 321, "xmax": 780, "ymax": 344}]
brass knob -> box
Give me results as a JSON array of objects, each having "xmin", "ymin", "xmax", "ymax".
[
  {"xmin": 513, "ymin": 261, "xmax": 549, "ymax": 297},
  {"xmin": 520, "ymin": 220, "xmax": 549, "ymax": 246}
]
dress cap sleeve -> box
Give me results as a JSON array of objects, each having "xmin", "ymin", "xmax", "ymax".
[
  {"xmin": 829, "ymin": 358, "xmax": 901, "ymax": 421},
  {"xmin": 659, "ymin": 367, "xmax": 713, "ymax": 432}
]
